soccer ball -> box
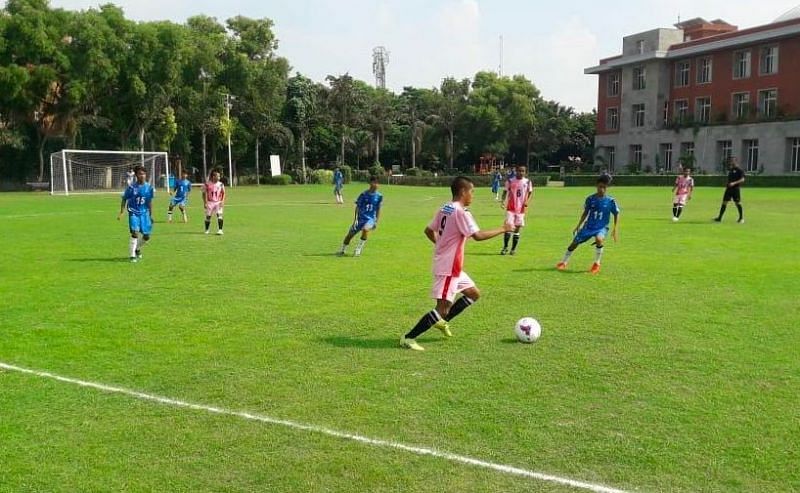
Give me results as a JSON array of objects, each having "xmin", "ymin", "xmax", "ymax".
[{"xmin": 514, "ymin": 317, "xmax": 541, "ymax": 344}]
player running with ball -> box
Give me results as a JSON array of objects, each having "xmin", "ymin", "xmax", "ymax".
[
  {"xmin": 117, "ymin": 165, "xmax": 154, "ymax": 263},
  {"xmin": 500, "ymin": 165, "xmax": 533, "ymax": 256},
  {"xmin": 401, "ymin": 177, "xmax": 513, "ymax": 351},
  {"xmin": 203, "ymin": 170, "xmax": 226, "ymax": 235},
  {"xmin": 556, "ymin": 175, "xmax": 620, "ymax": 275}
]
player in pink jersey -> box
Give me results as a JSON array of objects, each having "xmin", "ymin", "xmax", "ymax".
[
  {"xmin": 202, "ymin": 170, "xmax": 226, "ymax": 235},
  {"xmin": 672, "ymin": 167, "xmax": 695, "ymax": 222},
  {"xmin": 401, "ymin": 177, "xmax": 513, "ymax": 351},
  {"xmin": 500, "ymin": 165, "xmax": 534, "ymax": 255}
]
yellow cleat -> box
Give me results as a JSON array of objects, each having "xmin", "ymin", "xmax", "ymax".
[
  {"xmin": 433, "ymin": 319, "xmax": 452, "ymax": 337},
  {"xmin": 400, "ymin": 337, "xmax": 425, "ymax": 351}
]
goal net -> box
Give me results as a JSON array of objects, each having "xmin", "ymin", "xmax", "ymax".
[{"xmin": 50, "ymin": 149, "xmax": 170, "ymax": 195}]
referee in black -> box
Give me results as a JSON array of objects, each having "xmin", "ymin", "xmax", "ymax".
[{"xmin": 714, "ymin": 156, "xmax": 746, "ymax": 223}]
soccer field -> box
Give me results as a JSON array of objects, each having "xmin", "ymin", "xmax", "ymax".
[{"xmin": 1, "ymin": 184, "xmax": 798, "ymax": 493}]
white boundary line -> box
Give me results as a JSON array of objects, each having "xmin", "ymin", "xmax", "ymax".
[{"xmin": 0, "ymin": 362, "xmax": 630, "ymax": 493}]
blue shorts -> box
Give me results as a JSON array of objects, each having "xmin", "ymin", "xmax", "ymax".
[
  {"xmin": 574, "ymin": 227, "xmax": 607, "ymax": 245},
  {"xmin": 334, "ymin": 185, "xmax": 343, "ymax": 193},
  {"xmin": 129, "ymin": 213, "xmax": 153, "ymax": 235},
  {"xmin": 350, "ymin": 218, "xmax": 376, "ymax": 234},
  {"xmin": 492, "ymin": 184, "xmax": 500, "ymax": 193},
  {"xmin": 170, "ymin": 196, "xmax": 187, "ymax": 207}
]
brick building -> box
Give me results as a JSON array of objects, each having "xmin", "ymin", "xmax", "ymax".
[{"xmin": 586, "ymin": 8, "xmax": 800, "ymax": 175}]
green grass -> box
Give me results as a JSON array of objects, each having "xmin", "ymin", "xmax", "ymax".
[{"xmin": 1, "ymin": 184, "xmax": 798, "ymax": 493}]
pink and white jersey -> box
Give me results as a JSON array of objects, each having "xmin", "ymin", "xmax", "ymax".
[
  {"xmin": 675, "ymin": 176, "xmax": 694, "ymax": 195},
  {"xmin": 428, "ymin": 202, "xmax": 480, "ymax": 277},
  {"xmin": 505, "ymin": 177, "xmax": 533, "ymax": 213},
  {"xmin": 204, "ymin": 181, "xmax": 225, "ymax": 202}
]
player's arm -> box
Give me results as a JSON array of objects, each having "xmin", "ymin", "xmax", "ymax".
[
  {"xmin": 574, "ymin": 210, "xmax": 588, "ymax": 234},
  {"xmin": 202, "ymin": 186, "xmax": 208, "ymax": 206},
  {"xmin": 472, "ymin": 222, "xmax": 514, "ymax": 242},
  {"xmin": 611, "ymin": 212, "xmax": 620, "ymax": 242},
  {"xmin": 424, "ymin": 226, "xmax": 437, "ymax": 244},
  {"xmin": 117, "ymin": 196, "xmax": 126, "ymax": 220},
  {"xmin": 729, "ymin": 175, "xmax": 745, "ymax": 187},
  {"xmin": 375, "ymin": 203, "xmax": 382, "ymax": 226}
]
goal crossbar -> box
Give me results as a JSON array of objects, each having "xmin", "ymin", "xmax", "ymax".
[{"xmin": 50, "ymin": 149, "xmax": 170, "ymax": 196}]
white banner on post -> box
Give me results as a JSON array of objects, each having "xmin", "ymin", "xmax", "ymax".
[{"xmin": 270, "ymin": 155, "xmax": 281, "ymax": 177}]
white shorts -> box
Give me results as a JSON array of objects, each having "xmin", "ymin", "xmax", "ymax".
[
  {"xmin": 431, "ymin": 272, "xmax": 475, "ymax": 303},
  {"xmin": 674, "ymin": 194, "xmax": 689, "ymax": 206},
  {"xmin": 505, "ymin": 211, "xmax": 526, "ymax": 228},
  {"xmin": 205, "ymin": 201, "xmax": 224, "ymax": 217}
]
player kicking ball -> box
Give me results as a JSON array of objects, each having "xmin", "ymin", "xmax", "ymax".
[
  {"xmin": 556, "ymin": 175, "xmax": 620, "ymax": 275},
  {"xmin": 401, "ymin": 177, "xmax": 513, "ymax": 351},
  {"xmin": 168, "ymin": 170, "xmax": 192, "ymax": 223},
  {"xmin": 500, "ymin": 165, "xmax": 533, "ymax": 256},
  {"xmin": 203, "ymin": 170, "xmax": 226, "ymax": 235},
  {"xmin": 672, "ymin": 167, "xmax": 694, "ymax": 221},
  {"xmin": 337, "ymin": 176, "xmax": 383, "ymax": 257},
  {"xmin": 117, "ymin": 165, "xmax": 154, "ymax": 263}
]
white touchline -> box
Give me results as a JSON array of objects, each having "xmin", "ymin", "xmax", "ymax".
[{"xmin": 0, "ymin": 361, "xmax": 630, "ymax": 493}]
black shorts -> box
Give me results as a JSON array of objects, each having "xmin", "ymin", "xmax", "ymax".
[{"xmin": 723, "ymin": 187, "xmax": 741, "ymax": 202}]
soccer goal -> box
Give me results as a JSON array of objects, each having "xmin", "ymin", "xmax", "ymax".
[{"xmin": 50, "ymin": 149, "xmax": 170, "ymax": 195}]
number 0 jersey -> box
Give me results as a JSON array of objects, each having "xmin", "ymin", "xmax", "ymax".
[
  {"xmin": 428, "ymin": 201, "xmax": 480, "ymax": 276},
  {"xmin": 583, "ymin": 194, "xmax": 620, "ymax": 231},
  {"xmin": 122, "ymin": 182, "xmax": 154, "ymax": 215}
]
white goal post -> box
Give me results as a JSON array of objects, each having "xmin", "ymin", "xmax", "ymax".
[{"xmin": 50, "ymin": 149, "xmax": 170, "ymax": 196}]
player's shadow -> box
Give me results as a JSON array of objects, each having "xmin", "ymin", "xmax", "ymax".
[
  {"xmin": 303, "ymin": 253, "xmax": 341, "ymax": 258},
  {"xmin": 321, "ymin": 335, "xmax": 446, "ymax": 349},
  {"xmin": 66, "ymin": 257, "xmax": 133, "ymax": 263},
  {"xmin": 512, "ymin": 267, "xmax": 584, "ymax": 275}
]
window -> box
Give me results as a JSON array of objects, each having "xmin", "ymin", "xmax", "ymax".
[
  {"xmin": 637, "ymin": 40, "xmax": 646, "ymax": 54},
  {"xmin": 790, "ymin": 138, "xmax": 800, "ymax": 172},
  {"xmin": 606, "ymin": 107, "xmax": 619, "ymax": 131},
  {"xmin": 696, "ymin": 97, "xmax": 712, "ymax": 123},
  {"xmin": 681, "ymin": 142, "xmax": 695, "ymax": 157},
  {"xmin": 631, "ymin": 145, "xmax": 643, "ymax": 167},
  {"xmin": 607, "ymin": 147, "xmax": 616, "ymax": 171},
  {"xmin": 718, "ymin": 140, "xmax": 733, "ymax": 168},
  {"xmin": 759, "ymin": 89, "xmax": 777, "ymax": 118},
  {"xmin": 663, "ymin": 101, "xmax": 670, "ymax": 125},
  {"xmin": 760, "ymin": 45, "xmax": 779, "ymax": 75},
  {"xmin": 697, "ymin": 57, "xmax": 713, "ymax": 84},
  {"xmin": 607, "ymin": 73, "xmax": 620, "ymax": 97},
  {"xmin": 660, "ymin": 143, "xmax": 673, "ymax": 171},
  {"xmin": 744, "ymin": 139, "xmax": 759, "ymax": 172},
  {"xmin": 674, "ymin": 100, "xmax": 689, "ymax": 123},
  {"xmin": 632, "ymin": 104, "xmax": 645, "ymax": 127},
  {"xmin": 633, "ymin": 66, "xmax": 646, "ymax": 90},
  {"xmin": 675, "ymin": 61, "xmax": 690, "ymax": 87},
  {"xmin": 733, "ymin": 50, "xmax": 751, "ymax": 79},
  {"xmin": 732, "ymin": 92, "xmax": 750, "ymax": 119}
]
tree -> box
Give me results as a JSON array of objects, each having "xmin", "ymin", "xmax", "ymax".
[
  {"xmin": 285, "ymin": 73, "xmax": 318, "ymax": 181},
  {"xmin": 364, "ymin": 87, "xmax": 396, "ymax": 165},
  {"xmin": 325, "ymin": 73, "xmax": 365, "ymax": 166},
  {"xmin": 399, "ymin": 87, "xmax": 431, "ymax": 169},
  {"xmin": 429, "ymin": 77, "xmax": 469, "ymax": 169}
]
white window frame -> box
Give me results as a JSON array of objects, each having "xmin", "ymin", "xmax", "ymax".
[
  {"xmin": 733, "ymin": 50, "xmax": 752, "ymax": 79},
  {"xmin": 681, "ymin": 142, "xmax": 695, "ymax": 157},
  {"xmin": 758, "ymin": 88, "xmax": 777, "ymax": 118},
  {"xmin": 744, "ymin": 139, "xmax": 759, "ymax": 172},
  {"xmin": 675, "ymin": 61, "xmax": 691, "ymax": 87},
  {"xmin": 632, "ymin": 104, "xmax": 646, "ymax": 127},
  {"xmin": 697, "ymin": 57, "xmax": 713, "ymax": 84},
  {"xmin": 732, "ymin": 92, "xmax": 751, "ymax": 119},
  {"xmin": 674, "ymin": 99, "xmax": 689, "ymax": 123},
  {"xmin": 663, "ymin": 100, "xmax": 670, "ymax": 126},
  {"xmin": 719, "ymin": 140, "xmax": 734, "ymax": 167},
  {"xmin": 759, "ymin": 45, "xmax": 779, "ymax": 75},
  {"xmin": 791, "ymin": 138, "xmax": 800, "ymax": 172},
  {"xmin": 631, "ymin": 145, "xmax": 643, "ymax": 166},
  {"xmin": 607, "ymin": 72, "xmax": 620, "ymax": 97},
  {"xmin": 633, "ymin": 66, "xmax": 646, "ymax": 90},
  {"xmin": 606, "ymin": 107, "xmax": 619, "ymax": 131},
  {"xmin": 696, "ymin": 97, "xmax": 712, "ymax": 123},
  {"xmin": 661, "ymin": 143, "xmax": 673, "ymax": 171}
]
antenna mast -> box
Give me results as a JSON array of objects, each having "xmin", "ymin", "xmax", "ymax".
[
  {"xmin": 499, "ymin": 35, "xmax": 504, "ymax": 77},
  {"xmin": 372, "ymin": 46, "xmax": 389, "ymax": 89}
]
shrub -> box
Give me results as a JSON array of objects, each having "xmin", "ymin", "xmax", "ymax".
[
  {"xmin": 310, "ymin": 169, "xmax": 334, "ymax": 184},
  {"xmin": 368, "ymin": 164, "xmax": 385, "ymax": 179},
  {"xmin": 404, "ymin": 167, "xmax": 433, "ymax": 177},
  {"xmin": 339, "ymin": 164, "xmax": 353, "ymax": 183},
  {"xmin": 563, "ymin": 174, "xmax": 800, "ymax": 187},
  {"xmin": 387, "ymin": 175, "xmax": 550, "ymax": 187},
  {"xmin": 260, "ymin": 174, "xmax": 293, "ymax": 185}
]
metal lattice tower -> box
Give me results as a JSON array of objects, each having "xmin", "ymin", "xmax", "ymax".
[{"xmin": 372, "ymin": 46, "xmax": 389, "ymax": 89}]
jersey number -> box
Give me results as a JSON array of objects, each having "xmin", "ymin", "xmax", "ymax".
[
  {"xmin": 136, "ymin": 197, "xmax": 146, "ymax": 205},
  {"xmin": 438, "ymin": 216, "xmax": 447, "ymax": 236},
  {"xmin": 364, "ymin": 204, "xmax": 374, "ymax": 212},
  {"xmin": 516, "ymin": 189, "xmax": 523, "ymax": 198}
]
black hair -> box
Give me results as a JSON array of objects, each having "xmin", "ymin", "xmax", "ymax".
[
  {"xmin": 369, "ymin": 176, "xmax": 379, "ymax": 183},
  {"xmin": 597, "ymin": 175, "xmax": 611, "ymax": 186},
  {"xmin": 451, "ymin": 176, "xmax": 474, "ymax": 197},
  {"xmin": 133, "ymin": 165, "xmax": 146, "ymax": 174}
]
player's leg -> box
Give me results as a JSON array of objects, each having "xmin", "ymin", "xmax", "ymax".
[
  {"xmin": 734, "ymin": 190, "xmax": 744, "ymax": 223},
  {"xmin": 510, "ymin": 216, "xmax": 523, "ymax": 255},
  {"xmin": 204, "ymin": 202, "xmax": 214, "ymax": 233},
  {"xmin": 167, "ymin": 202, "xmax": 175, "ymax": 223},
  {"xmin": 444, "ymin": 277, "xmax": 479, "ymax": 323},
  {"xmin": 557, "ymin": 236, "xmax": 582, "ymax": 270},
  {"xmin": 501, "ymin": 212, "xmax": 513, "ymax": 255},
  {"xmin": 672, "ymin": 202, "xmax": 679, "ymax": 220},
  {"xmin": 590, "ymin": 235, "xmax": 606, "ymax": 274},
  {"xmin": 127, "ymin": 214, "xmax": 140, "ymax": 262},
  {"xmin": 216, "ymin": 206, "xmax": 224, "ymax": 235},
  {"xmin": 716, "ymin": 189, "xmax": 732, "ymax": 221},
  {"xmin": 179, "ymin": 204, "xmax": 187, "ymax": 223},
  {"xmin": 338, "ymin": 224, "xmax": 359, "ymax": 255},
  {"xmin": 353, "ymin": 222, "xmax": 374, "ymax": 257},
  {"xmin": 402, "ymin": 277, "xmax": 457, "ymax": 350},
  {"xmin": 137, "ymin": 214, "xmax": 152, "ymax": 259}
]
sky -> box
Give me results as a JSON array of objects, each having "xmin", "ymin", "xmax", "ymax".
[{"xmin": 42, "ymin": 0, "xmax": 800, "ymax": 111}]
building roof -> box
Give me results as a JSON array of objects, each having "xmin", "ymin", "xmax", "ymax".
[{"xmin": 775, "ymin": 5, "xmax": 800, "ymax": 23}]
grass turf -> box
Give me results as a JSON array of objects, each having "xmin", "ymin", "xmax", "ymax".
[{"xmin": 0, "ymin": 184, "xmax": 798, "ymax": 492}]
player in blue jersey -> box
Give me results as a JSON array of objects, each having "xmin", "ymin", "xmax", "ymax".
[
  {"xmin": 337, "ymin": 176, "xmax": 383, "ymax": 257},
  {"xmin": 556, "ymin": 175, "xmax": 620, "ymax": 275},
  {"xmin": 333, "ymin": 167, "xmax": 345, "ymax": 204},
  {"xmin": 167, "ymin": 170, "xmax": 192, "ymax": 223},
  {"xmin": 117, "ymin": 165, "xmax": 154, "ymax": 263},
  {"xmin": 491, "ymin": 169, "xmax": 503, "ymax": 201}
]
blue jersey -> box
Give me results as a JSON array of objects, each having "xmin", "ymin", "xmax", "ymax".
[
  {"xmin": 173, "ymin": 178, "xmax": 191, "ymax": 199},
  {"xmin": 355, "ymin": 190, "xmax": 383, "ymax": 222},
  {"xmin": 583, "ymin": 194, "xmax": 620, "ymax": 231},
  {"xmin": 492, "ymin": 172, "xmax": 502, "ymax": 186},
  {"xmin": 122, "ymin": 182, "xmax": 154, "ymax": 215},
  {"xmin": 334, "ymin": 171, "xmax": 344, "ymax": 187}
]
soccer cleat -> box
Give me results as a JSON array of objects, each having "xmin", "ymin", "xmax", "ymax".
[
  {"xmin": 136, "ymin": 250, "xmax": 142, "ymax": 260},
  {"xmin": 205, "ymin": 230, "xmax": 210, "ymax": 235},
  {"xmin": 737, "ymin": 219, "xmax": 745, "ymax": 224},
  {"xmin": 500, "ymin": 248, "xmax": 508, "ymax": 256},
  {"xmin": 713, "ymin": 217, "xmax": 722, "ymax": 222},
  {"xmin": 590, "ymin": 263, "xmax": 601, "ymax": 275},
  {"xmin": 672, "ymin": 217, "xmax": 679, "ymax": 222},
  {"xmin": 509, "ymin": 250, "xmax": 517, "ymax": 256},
  {"xmin": 354, "ymin": 249, "xmax": 363, "ymax": 257},
  {"xmin": 336, "ymin": 250, "xmax": 346, "ymax": 257},
  {"xmin": 400, "ymin": 337, "xmax": 425, "ymax": 351},
  {"xmin": 130, "ymin": 257, "xmax": 138, "ymax": 263},
  {"xmin": 556, "ymin": 262, "xmax": 568, "ymax": 271},
  {"xmin": 433, "ymin": 319, "xmax": 452, "ymax": 338},
  {"xmin": 217, "ymin": 230, "xmax": 224, "ymax": 235},
  {"xmin": 167, "ymin": 217, "xmax": 173, "ymax": 223}
]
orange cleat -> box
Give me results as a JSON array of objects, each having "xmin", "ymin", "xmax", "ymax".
[
  {"xmin": 589, "ymin": 263, "xmax": 601, "ymax": 275},
  {"xmin": 556, "ymin": 262, "xmax": 567, "ymax": 271}
]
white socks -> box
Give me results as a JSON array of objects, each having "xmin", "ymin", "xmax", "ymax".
[
  {"xmin": 561, "ymin": 250, "xmax": 574, "ymax": 263},
  {"xmin": 594, "ymin": 247, "xmax": 604, "ymax": 264},
  {"xmin": 354, "ymin": 239, "xmax": 367, "ymax": 255},
  {"xmin": 129, "ymin": 237, "xmax": 138, "ymax": 258}
]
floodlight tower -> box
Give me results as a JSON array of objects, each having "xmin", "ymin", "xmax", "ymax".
[{"xmin": 373, "ymin": 46, "xmax": 389, "ymax": 89}]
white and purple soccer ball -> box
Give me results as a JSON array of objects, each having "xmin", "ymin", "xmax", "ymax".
[{"xmin": 514, "ymin": 317, "xmax": 541, "ymax": 344}]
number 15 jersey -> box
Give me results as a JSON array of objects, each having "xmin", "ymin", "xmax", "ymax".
[{"xmin": 428, "ymin": 202, "xmax": 480, "ymax": 277}]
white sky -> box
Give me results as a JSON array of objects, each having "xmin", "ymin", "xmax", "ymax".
[{"xmin": 41, "ymin": 0, "xmax": 800, "ymax": 111}]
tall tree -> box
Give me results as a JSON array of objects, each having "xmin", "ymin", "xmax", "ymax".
[
  {"xmin": 430, "ymin": 77, "xmax": 469, "ymax": 169},
  {"xmin": 325, "ymin": 73, "xmax": 365, "ymax": 166}
]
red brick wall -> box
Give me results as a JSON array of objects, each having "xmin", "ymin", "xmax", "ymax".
[{"xmin": 596, "ymin": 71, "xmax": 621, "ymax": 135}]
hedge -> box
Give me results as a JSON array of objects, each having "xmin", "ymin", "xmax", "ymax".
[
  {"xmin": 387, "ymin": 175, "xmax": 550, "ymax": 187},
  {"xmin": 563, "ymin": 174, "xmax": 800, "ymax": 187},
  {"xmin": 258, "ymin": 174, "xmax": 293, "ymax": 185}
]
